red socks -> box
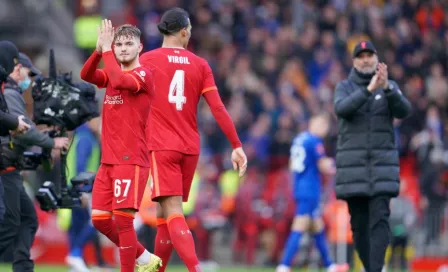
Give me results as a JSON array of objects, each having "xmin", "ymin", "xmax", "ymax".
[
  {"xmin": 91, "ymin": 212, "xmax": 146, "ymax": 269},
  {"xmin": 91, "ymin": 214, "xmax": 120, "ymax": 244},
  {"xmin": 114, "ymin": 211, "xmax": 138, "ymax": 272},
  {"xmin": 92, "ymin": 212, "xmax": 201, "ymax": 272},
  {"xmin": 154, "ymin": 218, "xmax": 173, "ymax": 272},
  {"xmin": 167, "ymin": 213, "xmax": 201, "ymax": 272}
]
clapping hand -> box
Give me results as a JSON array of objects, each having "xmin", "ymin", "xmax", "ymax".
[
  {"xmin": 367, "ymin": 62, "xmax": 388, "ymax": 92},
  {"xmin": 97, "ymin": 19, "xmax": 114, "ymax": 53},
  {"xmin": 377, "ymin": 63, "xmax": 389, "ymax": 89}
]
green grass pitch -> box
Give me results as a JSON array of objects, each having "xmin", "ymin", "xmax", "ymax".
[
  {"xmin": 0, "ymin": 263, "xmax": 408, "ymax": 271},
  {"xmin": 0, "ymin": 264, "xmax": 280, "ymax": 272}
]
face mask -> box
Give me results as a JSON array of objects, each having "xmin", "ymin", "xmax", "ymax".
[{"xmin": 18, "ymin": 76, "xmax": 31, "ymax": 91}]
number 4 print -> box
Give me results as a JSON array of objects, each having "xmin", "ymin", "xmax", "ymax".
[{"xmin": 169, "ymin": 70, "xmax": 187, "ymax": 111}]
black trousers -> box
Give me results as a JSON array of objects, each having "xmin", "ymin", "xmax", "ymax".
[
  {"xmin": 0, "ymin": 176, "xmax": 5, "ymax": 223},
  {"xmin": 0, "ymin": 171, "xmax": 38, "ymax": 272},
  {"xmin": 346, "ymin": 196, "xmax": 391, "ymax": 272}
]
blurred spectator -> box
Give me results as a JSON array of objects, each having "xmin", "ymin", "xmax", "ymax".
[
  {"xmin": 426, "ymin": 62, "xmax": 448, "ymax": 110},
  {"xmin": 73, "ymin": 0, "xmax": 102, "ymax": 59},
  {"xmin": 137, "ymin": 185, "xmax": 157, "ymax": 253},
  {"xmin": 323, "ymin": 199, "xmax": 354, "ymax": 268},
  {"xmin": 411, "ymin": 105, "xmax": 447, "ymax": 248},
  {"xmin": 388, "ymin": 182, "xmax": 417, "ymax": 270}
]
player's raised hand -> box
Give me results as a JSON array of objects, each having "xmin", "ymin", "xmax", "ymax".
[
  {"xmin": 96, "ymin": 26, "xmax": 103, "ymax": 54},
  {"xmin": 231, "ymin": 147, "xmax": 247, "ymax": 177},
  {"xmin": 98, "ymin": 19, "xmax": 114, "ymax": 53}
]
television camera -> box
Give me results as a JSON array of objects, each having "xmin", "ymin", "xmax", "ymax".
[{"xmin": 33, "ymin": 49, "xmax": 99, "ymax": 211}]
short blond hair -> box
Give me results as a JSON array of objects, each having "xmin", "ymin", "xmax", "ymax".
[{"xmin": 114, "ymin": 24, "xmax": 141, "ymax": 41}]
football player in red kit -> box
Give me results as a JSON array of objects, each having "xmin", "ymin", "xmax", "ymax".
[
  {"xmin": 80, "ymin": 20, "xmax": 162, "ymax": 272},
  {"xmin": 140, "ymin": 8, "xmax": 247, "ymax": 272}
]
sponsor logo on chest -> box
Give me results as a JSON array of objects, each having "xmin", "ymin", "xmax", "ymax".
[{"xmin": 104, "ymin": 94, "xmax": 123, "ymax": 104}]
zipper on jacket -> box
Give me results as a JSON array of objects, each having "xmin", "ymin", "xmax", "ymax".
[{"xmin": 367, "ymin": 90, "xmax": 373, "ymax": 192}]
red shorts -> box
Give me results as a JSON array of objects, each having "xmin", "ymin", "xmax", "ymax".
[
  {"xmin": 92, "ymin": 164, "xmax": 150, "ymax": 211},
  {"xmin": 150, "ymin": 151, "xmax": 199, "ymax": 202}
]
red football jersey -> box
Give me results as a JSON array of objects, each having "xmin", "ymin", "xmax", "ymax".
[
  {"xmin": 80, "ymin": 51, "xmax": 154, "ymax": 167},
  {"xmin": 140, "ymin": 47, "xmax": 217, "ymax": 154},
  {"xmin": 100, "ymin": 65, "xmax": 153, "ymax": 166}
]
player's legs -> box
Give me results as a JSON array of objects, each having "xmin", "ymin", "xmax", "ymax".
[
  {"xmin": 90, "ymin": 164, "xmax": 127, "ymax": 268},
  {"xmin": 180, "ymin": 154, "xmax": 199, "ymax": 202},
  {"xmin": 111, "ymin": 164, "xmax": 160, "ymax": 272},
  {"xmin": 150, "ymin": 151, "xmax": 182, "ymax": 271},
  {"xmin": 311, "ymin": 217, "xmax": 338, "ymax": 271},
  {"xmin": 91, "ymin": 164, "xmax": 158, "ymax": 272},
  {"xmin": 159, "ymin": 196, "xmax": 200, "ymax": 272},
  {"xmin": 91, "ymin": 164, "xmax": 115, "ymax": 239},
  {"xmin": 150, "ymin": 151, "xmax": 201, "ymax": 272},
  {"xmin": 277, "ymin": 199, "xmax": 314, "ymax": 272},
  {"xmin": 154, "ymin": 203, "xmax": 173, "ymax": 272}
]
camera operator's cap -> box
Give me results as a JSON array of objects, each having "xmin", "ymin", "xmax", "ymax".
[
  {"xmin": 0, "ymin": 41, "xmax": 19, "ymax": 74},
  {"xmin": 353, "ymin": 41, "xmax": 377, "ymax": 58},
  {"xmin": 18, "ymin": 52, "xmax": 41, "ymax": 76}
]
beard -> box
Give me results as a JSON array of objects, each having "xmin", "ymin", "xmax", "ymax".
[
  {"xmin": 355, "ymin": 59, "xmax": 378, "ymax": 75},
  {"xmin": 357, "ymin": 65, "xmax": 376, "ymax": 74},
  {"xmin": 116, "ymin": 53, "xmax": 138, "ymax": 65}
]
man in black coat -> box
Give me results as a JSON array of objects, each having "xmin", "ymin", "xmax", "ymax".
[
  {"xmin": 333, "ymin": 41, "xmax": 412, "ymax": 272},
  {"xmin": 0, "ymin": 41, "xmax": 30, "ymax": 226},
  {"xmin": 0, "ymin": 41, "xmax": 30, "ymax": 138}
]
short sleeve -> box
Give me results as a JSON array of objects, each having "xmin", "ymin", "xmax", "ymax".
[{"xmin": 201, "ymin": 61, "xmax": 217, "ymax": 95}]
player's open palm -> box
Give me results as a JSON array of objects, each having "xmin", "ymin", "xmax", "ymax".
[
  {"xmin": 96, "ymin": 31, "xmax": 103, "ymax": 53},
  {"xmin": 97, "ymin": 19, "xmax": 114, "ymax": 52},
  {"xmin": 232, "ymin": 147, "xmax": 247, "ymax": 177}
]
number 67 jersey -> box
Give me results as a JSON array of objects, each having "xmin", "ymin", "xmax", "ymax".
[{"xmin": 140, "ymin": 47, "xmax": 217, "ymax": 155}]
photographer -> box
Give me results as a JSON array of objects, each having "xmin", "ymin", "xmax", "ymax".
[
  {"xmin": 0, "ymin": 52, "xmax": 69, "ymax": 272},
  {"xmin": 0, "ymin": 41, "xmax": 31, "ymax": 225}
]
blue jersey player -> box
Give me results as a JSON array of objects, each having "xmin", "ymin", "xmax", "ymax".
[{"xmin": 277, "ymin": 114, "xmax": 339, "ymax": 272}]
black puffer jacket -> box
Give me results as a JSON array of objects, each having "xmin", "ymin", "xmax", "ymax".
[
  {"xmin": 333, "ymin": 68, "xmax": 412, "ymax": 199},
  {"xmin": 0, "ymin": 41, "xmax": 20, "ymax": 136}
]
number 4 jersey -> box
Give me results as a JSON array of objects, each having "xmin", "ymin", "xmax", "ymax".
[
  {"xmin": 140, "ymin": 47, "xmax": 241, "ymax": 154},
  {"xmin": 290, "ymin": 132, "xmax": 326, "ymax": 199}
]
